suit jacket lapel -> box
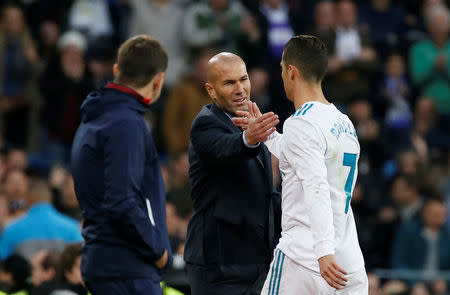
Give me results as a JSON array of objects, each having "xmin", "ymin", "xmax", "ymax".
[
  {"xmin": 211, "ymin": 103, "xmax": 267, "ymax": 170},
  {"xmin": 210, "ymin": 103, "xmax": 241, "ymax": 133}
]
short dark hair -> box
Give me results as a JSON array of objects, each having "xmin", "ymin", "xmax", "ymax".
[
  {"xmin": 42, "ymin": 250, "xmax": 61, "ymax": 271},
  {"xmin": 422, "ymin": 195, "xmax": 446, "ymax": 209},
  {"xmin": 282, "ymin": 35, "xmax": 328, "ymax": 83},
  {"xmin": 58, "ymin": 243, "xmax": 82, "ymax": 281},
  {"xmin": 115, "ymin": 35, "xmax": 168, "ymax": 88},
  {"xmin": 392, "ymin": 173, "xmax": 419, "ymax": 189}
]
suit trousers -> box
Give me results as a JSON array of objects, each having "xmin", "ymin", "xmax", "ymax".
[
  {"xmin": 187, "ymin": 263, "xmax": 269, "ymax": 295},
  {"xmin": 86, "ymin": 278, "xmax": 163, "ymax": 295}
]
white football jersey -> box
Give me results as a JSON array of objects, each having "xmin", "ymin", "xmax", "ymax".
[{"xmin": 265, "ymin": 101, "xmax": 365, "ymax": 274}]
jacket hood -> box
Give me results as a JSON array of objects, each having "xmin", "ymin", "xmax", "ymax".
[{"xmin": 80, "ymin": 87, "xmax": 150, "ymax": 122}]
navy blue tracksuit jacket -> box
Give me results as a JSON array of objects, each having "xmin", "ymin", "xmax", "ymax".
[{"xmin": 71, "ymin": 83, "xmax": 172, "ymax": 283}]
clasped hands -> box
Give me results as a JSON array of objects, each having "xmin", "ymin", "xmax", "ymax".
[{"xmin": 232, "ymin": 101, "xmax": 279, "ymax": 145}]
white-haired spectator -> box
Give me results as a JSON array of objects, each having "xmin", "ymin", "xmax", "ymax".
[{"xmin": 410, "ymin": 5, "xmax": 450, "ymax": 115}]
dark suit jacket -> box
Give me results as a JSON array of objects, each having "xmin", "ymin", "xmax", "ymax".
[{"xmin": 184, "ymin": 103, "xmax": 279, "ymax": 267}]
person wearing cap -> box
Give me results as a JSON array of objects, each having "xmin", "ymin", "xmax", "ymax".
[{"xmin": 71, "ymin": 35, "xmax": 172, "ymax": 295}]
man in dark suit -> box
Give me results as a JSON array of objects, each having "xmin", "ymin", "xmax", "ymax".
[{"xmin": 184, "ymin": 52, "xmax": 281, "ymax": 295}]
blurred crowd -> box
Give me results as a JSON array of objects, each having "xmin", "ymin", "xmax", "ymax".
[{"xmin": 0, "ymin": 0, "xmax": 448, "ymax": 294}]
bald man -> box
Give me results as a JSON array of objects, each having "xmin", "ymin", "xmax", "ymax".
[{"xmin": 184, "ymin": 53, "xmax": 281, "ymax": 295}]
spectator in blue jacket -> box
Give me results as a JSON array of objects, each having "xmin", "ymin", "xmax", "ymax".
[
  {"xmin": 391, "ymin": 196, "xmax": 450, "ymax": 277},
  {"xmin": 71, "ymin": 35, "xmax": 172, "ymax": 295},
  {"xmin": 0, "ymin": 178, "xmax": 82, "ymax": 260}
]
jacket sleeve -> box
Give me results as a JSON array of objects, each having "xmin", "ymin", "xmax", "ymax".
[
  {"xmin": 284, "ymin": 119, "xmax": 335, "ymax": 260},
  {"xmin": 190, "ymin": 114, "xmax": 261, "ymax": 163},
  {"xmin": 103, "ymin": 120, "xmax": 165, "ymax": 261},
  {"xmin": 390, "ymin": 224, "xmax": 412, "ymax": 269}
]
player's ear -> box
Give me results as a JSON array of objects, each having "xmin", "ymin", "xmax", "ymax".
[
  {"xmin": 205, "ymin": 82, "xmax": 216, "ymax": 101},
  {"xmin": 153, "ymin": 72, "xmax": 165, "ymax": 91},
  {"xmin": 288, "ymin": 65, "xmax": 297, "ymax": 80},
  {"xmin": 112, "ymin": 63, "xmax": 119, "ymax": 78}
]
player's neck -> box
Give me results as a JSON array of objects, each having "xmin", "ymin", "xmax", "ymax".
[{"xmin": 293, "ymin": 82, "xmax": 329, "ymax": 110}]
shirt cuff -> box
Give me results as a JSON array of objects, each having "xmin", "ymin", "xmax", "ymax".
[
  {"xmin": 314, "ymin": 240, "xmax": 335, "ymax": 260},
  {"xmin": 242, "ymin": 131, "xmax": 260, "ymax": 148}
]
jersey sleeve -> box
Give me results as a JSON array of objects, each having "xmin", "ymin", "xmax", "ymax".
[
  {"xmin": 264, "ymin": 131, "xmax": 283, "ymax": 159},
  {"xmin": 283, "ymin": 119, "xmax": 335, "ymax": 259}
]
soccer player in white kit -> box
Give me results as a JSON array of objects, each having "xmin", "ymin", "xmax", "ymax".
[{"xmin": 233, "ymin": 35, "xmax": 368, "ymax": 295}]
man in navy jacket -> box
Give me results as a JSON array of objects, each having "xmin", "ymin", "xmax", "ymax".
[
  {"xmin": 184, "ymin": 53, "xmax": 281, "ymax": 295},
  {"xmin": 71, "ymin": 35, "xmax": 172, "ymax": 295}
]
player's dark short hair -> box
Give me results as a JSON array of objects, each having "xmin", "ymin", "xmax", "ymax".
[
  {"xmin": 116, "ymin": 35, "xmax": 168, "ymax": 88},
  {"xmin": 282, "ymin": 35, "xmax": 328, "ymax": 83}
]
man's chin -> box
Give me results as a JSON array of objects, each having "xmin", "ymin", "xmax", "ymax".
[{"xmin": 238, "ymin": 103, "xmax": 249, "ymax": 112}]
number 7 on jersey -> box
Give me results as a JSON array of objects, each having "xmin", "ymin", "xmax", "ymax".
[{"xmin": 343, "ymin": 153, "xmax": 357, "ymax": 214}]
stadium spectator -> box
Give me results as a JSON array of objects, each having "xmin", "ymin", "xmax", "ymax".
[
  {"xmin": 67, "ymin": 0, "xmax": 114, "ymax": 41},
  {"xmin": 182, "ymin": 0, "xmax": 260, "ymax": 55},
  {"xmin": 36, "ymin": 20, "xmax": 60, "ymax": 67},
  {"xmin": 5, "ymin": 149, "xmax": 28, "ymax": 172},
  {"xmin": 0, "ymin": 191, "xmax": 9, "ymax": 232},
  {"xmin": 391, "ymin": 196, "xmax": 450, "ymax": 280},
  {"xmin": 3, "ymin": 169, "xmax": 28, "ymax": 222},
  {"xmin": 129, "ymin": 0, "xmax": 185, "ymax": 87},
  {"xmin": 166, "ymin": 201, "xmax": 185, "ymax": 255},
  {"xmin": 409, "ymin": 5, "xmax": 450, "ymax": 115},
  {"xmin": 380, "ymin": 279, "xmax": 408, "ymax": 294},
  {"xmin": 58, "ymin": 174, "xmax": 82, "ymax": 222},
  {"xmin": 254, "ymin": 0, "xmax": 295, "ymax": 61},
  {"xmin": 86, "ymin": 37, "xmax": 115, "ymax": 89},
  {"xmin": 166, "ymin": 152, "xmax": 192, "ymax": 218},
  {"xmin": 30, "ymin": 250, "xmax": 60, "ymax": 288},
  {"xmin": 348, "ymin": 100, "xmax": 386, "ymax": 180},
  {"xmin": 391, "ymin": 174, "xmax": 423, "ymax": 224},
  {"xmin": 162, "ymin": 49, "xmax": 213, "ymax": 155},
  {"xmin": 0, "ymin": 4, "xmax": 38, "ymax": 148},
  {"xmin": 0, "ymin": 254, "xmax": 31, "ymax": 295},
  {"xmin": 324, "ymin": 0, "xmax": 378, "ymax": 106},
  {"xmin": 29, "ymin": 243, "xmax": 87, "ymax": 295},
  {"xmin": 48, "ymin": 165, "xmax": 69, "ymax": 211},
  {"xmin": 396, "ymin": 150, "xmax": 424, "ymax": 177},
  {"xmin": 39, "ymin": 31, "xmax": 93, "ymax": 167},
  {"xmin": 248, "ymin": 67, "xmax": 271, "ymax": 113},
  {"xmin": 308, "ymin": 0, "xmax": 337, "ymax": 55},
  {"xmin": 368, "ymin": 272, "xmax": 381, "ymax": 295},
  {"xmin": 251, "ymin": 0, "xmax": 301, "ymax": 123},
  {"xmin": 71, "ymin": 35, "xmax": 171, "ymax": 295},
  {"xmin": 413, "ymin": 97, "xmax": 450, "ymax": 155},
  {"xmin": 378, "ymin": 53, "xmax": 412, "ymax": 131},
  {"xmin": 431, "ymin": 279, "xmax": 448, "ymax": 295},
  {"xmin": 0, "ymin": 177, "xmax": 82, "ymax": 260},
  {"xmin": 358, "ymin": 0, "xmax": 407, "ymax": 58}
]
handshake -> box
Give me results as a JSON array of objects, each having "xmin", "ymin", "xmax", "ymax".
[{"xmin": 232, "ymin": 101, "xmax": 279, "ymax": 146}]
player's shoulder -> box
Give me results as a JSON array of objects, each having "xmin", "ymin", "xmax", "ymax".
[
  {"xmin": 192, "ymin": 104, "xmax": 216, "ymax": 125},
  {"xmin": 289, "ymin": 101, "xmax": 339, "ymax": 127}
]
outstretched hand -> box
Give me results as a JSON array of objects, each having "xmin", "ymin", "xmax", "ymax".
[
  {"xmin": 232, "ymin": 101, "xmax": 279, "ymax": 145},
  {"xmin": 232, "ymin": 101, "xmax": 263, "ymax": 129}
]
